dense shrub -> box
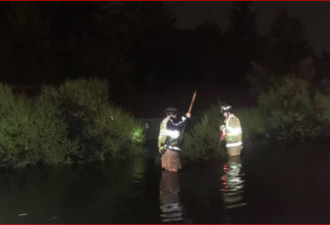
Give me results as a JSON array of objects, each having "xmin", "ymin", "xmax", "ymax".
[
  {"xmin": 314, "ymin": 91, "xmax": 330, "ymax": 137},
  {"xmin": 182, "ymin": 104, "xmax": 226, "ymax": 161},
  {"xmin": 92, "ymin": 106, "xmax": 145, "ymax": 160},
  {"xmin": 182, "ymin": 73, "xmax": 330, "ymax": 157},
  {"xmin": 0, "ymin": 84, "xmax": 77, "ymax": 167},
  {"xmin": 244, "ymin": 75, "xmax": 330, "ymax": 140},
  {"xmin": 257, "ymin": 76, "xmax": 315, "ymax": 139},
  {"xmin": 32, "ymin": 94, "xmax": 79, "ymax": 165},
  {"xmin": 182, "ymin": 115, "xmax": 225, "ymax": 161},
  {"xmin": 42, "ymin": 78, "xmax": 145, "ymax": 162},
  {"xmin": 236, "ymin": 107, "xmax": 266, "ymax": 140},
  {"xmin": 0, "ymin": 78, "xmax": 145, "ymax": 167},
  {"xmin": 181, "ymin": 75, "xmax": 330, "ymax": 155}
]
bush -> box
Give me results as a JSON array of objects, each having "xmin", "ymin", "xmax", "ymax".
[
  {"xmin": 314, "ymin": 91, "xmax": 330, "ymax": 137},
  {"xmin": 0, "ymin": 78, "xmax": 145, "ymax": 168},
  {"xmin": 257, "ymin": 76, "xmax": 315, "ymax": 139},
  {"xmin": 93, "ymin": 106, "xmax": 145, "ymax": 160},
  {"xmin": 236, "ymin": 107, "xmax": 266, "ymax": 140},
  {"xmin": 239, "ymin": 75, "xmax": 330, "ymax": 141},
  {"xmin": 182, "ymin": 104, "xmax": 226, "ymax": 161},
  {"xmin": 42, "ymin": 78, "xmax": 145, "ymax": 162},
  {"xmin": 0, "ymin": 84, "xmax": 77, "ymax": 167},
  {"xmin": 32, "ymin": 94, "xmax": 79, "ymax": 165},
  {"xmin": 0, "ymin": 84, "xmax": 36, "ymax": 167}
]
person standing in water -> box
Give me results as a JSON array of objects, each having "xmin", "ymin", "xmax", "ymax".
[
  {"xmin": 158, "ymin": 107, "xmax": 191, "ymax": 172},
  {"xmin": 220, "ymin": 105, "xmax": 243, "ymax": 156}
]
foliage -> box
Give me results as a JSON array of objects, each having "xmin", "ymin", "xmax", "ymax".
[
  {"xmin": 224, "ymin": 1, "xmax": 262, "ymax": 80},
  {"xmin": 227, "ymin": 1, "xmax": 258, "ymax": 39},
  {"xmin": 182, "ymin": 115, "xmax": 225, "ymax": 162},
  {"xmin": 182, "ymin": 103, "xmax": 226, "ymax": 161},
  {"xmin": 92, "ymin": 106, "xmax": 145, "ymax": 160},
  {"xmin": 268, "ymin": 10, "xmax": 313, "ymax": 73},
  {"xmin": 42, "ymin": 78, "xmax": 145, "ymax": 162},
  {"xmin": 0, "ymin": 83, "xmax": 77, "ymax": 168},
  {"xmin": 236, "ymin": 107, "xmax": 266, "ymax": 140},
  {"xmin": 0, "ymin": 2, "xmax": 320, "ymax": 88},
  {"xmin": 314, "ymin": 91, "xmax": 330, "ymax": 136},
  {"xmin": 254, "ymin": 75, "xmax": 330, "ymax": 139},
  {"xmin": 257, "ymin": 76, "xmax": 314, "ymax": 139},
  {"xmin": 0, "ymin": 78, "xmax": 145, "ymax": 168},
  {"xmin": 181, "ymin": 71, "xmax": 330, "ymax": 157}
]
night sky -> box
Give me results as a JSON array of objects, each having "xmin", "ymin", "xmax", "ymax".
[{"xmin": 167, "ymin": 1, "xmax": 330, "ymax": 55}]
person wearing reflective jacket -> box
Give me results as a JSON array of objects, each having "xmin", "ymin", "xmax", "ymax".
[
  {"xmin": 158, "ymin": 107, "xmax": 191, "ymax": 172},
  {"xmin": 220, "ymin": 105, "xmax": 243, "ymax": 156}
]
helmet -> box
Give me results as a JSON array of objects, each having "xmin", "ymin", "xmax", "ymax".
[
  {"xmin": 164, "ymin": 106, "xmax": 179, "ymax": 115},
  {"xmin": 220, "ymin": 105, "xmax": 232, "ymax": 113}
]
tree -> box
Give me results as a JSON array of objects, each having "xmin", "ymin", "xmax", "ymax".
[
  {"xmin": 268, "ymin": 10, "xmax": 313, "ymax": 73},
  {"xmin": 227, "ymin": 1, "xmax": 258, "ymax": 41},
  {"xmin": 43, "ymin": 2, "xmax": 134, "ymax": 90},
  {"xmin": 97, "ymin": 2, "xmax": 177, "ymax": 84},
  {"xmin": 0, "ymin": 2, "xmax": 58, "ymax": 84},
  {"xmin": 223, "ymin": 1, "xmax": 261, "ymax": 81},
  {"xmin": 193, "ymin": 21, "xmax": 223, "ymax": 81}
]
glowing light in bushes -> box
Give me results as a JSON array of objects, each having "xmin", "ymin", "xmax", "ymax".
[{"xmin": 132, "ymin": 128, "xmax": 143, "ymax": 143}]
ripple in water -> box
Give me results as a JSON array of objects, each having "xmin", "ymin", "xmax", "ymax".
[
  {"xmin": 221, "ymin": 156, "xmax": 247, "ymax": 210},
  {"xmin": 159, "ymin": 171, "xmax": 184, "ymax": 223}
]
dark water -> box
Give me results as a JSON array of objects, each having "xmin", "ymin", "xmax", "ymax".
[{"xmin": 1, "ymin": 141, "xmax": 330, "ymax": 224}]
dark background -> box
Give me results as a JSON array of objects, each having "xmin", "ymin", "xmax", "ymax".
[{"xmin": 0, "ymin": 1, "xmax": 329, "ymax": 117}]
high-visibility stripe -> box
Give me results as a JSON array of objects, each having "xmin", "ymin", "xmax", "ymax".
[
  {"xmin": 226, "ymin": 142, "xmax": 243, "ymax": 147},
  {"xmin": 168, "ymin": 146, "xmax": 181, "ymax": 151},
  {"xmin": 159, "ymin": 130, "xmax": 180, "ymax": 138},
  {"xmin": 226, "ymin": 127, "xmax": 242, "ymax": 135}
]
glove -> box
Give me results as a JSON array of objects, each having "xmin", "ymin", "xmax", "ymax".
[{"xmin": 159, "ymin": 144, "xmax": 167, "ymax": 154}]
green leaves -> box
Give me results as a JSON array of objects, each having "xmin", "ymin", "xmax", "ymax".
[
  {"xmin": 182, "ymin": 105, "xmax": 226, "ymax": 162},
  {"xmin": 43, "ymin": 78, "xmax": 145, "ymax": 161},
  {"xmin": 0, "ymin": 79, "xmax": 145, "ymax": 168},
  {"xmin": 0, "ymin": 84, "xmax": 77, "ymax": 167}
]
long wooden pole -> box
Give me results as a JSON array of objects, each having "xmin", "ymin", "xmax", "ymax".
[
  {"xmin": 179, "ymin": 90, "xmax": 197, "ymax": 144},
  {"xmin": 188, "ymin": 90, "xmax": 197, "ymax": 114}
]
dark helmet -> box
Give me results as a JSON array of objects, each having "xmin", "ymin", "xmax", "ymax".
[
  {"xmin": 220, "ymin": 105, "xmax": 232, "ymax": 113},
  {"xmin": 164, "ymin": 106, "xmax": 179, "ymax": 115}
]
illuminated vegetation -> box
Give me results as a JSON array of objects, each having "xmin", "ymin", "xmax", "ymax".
[{"xmin": 0, "ymin": 79, "xmax": 145, "ymax": 168}]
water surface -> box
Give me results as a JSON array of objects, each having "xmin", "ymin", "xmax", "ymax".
[{"xmin": 1, "ymin": 141, "xmax": 330, "ymax": 223}]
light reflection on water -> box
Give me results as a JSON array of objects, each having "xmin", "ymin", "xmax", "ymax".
[
  {"xmin": 221, "ymin": 156, "xmax": 247, "ymax": 210},
  {"xmin": 1, "ymin": 141, "xmax": 330, "ymax": 223},
  {"xmin": 159, "ymin": 171, "xmax": 184, "ymax": 223}
]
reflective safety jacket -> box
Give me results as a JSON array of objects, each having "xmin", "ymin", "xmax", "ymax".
[
  {"xmin": 158, "ymin": 116, "xmax": 187, "ymax": 152},
  {"xmin": 221, "ymin": 114, "xmax": 243, "ymax": 149}
]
